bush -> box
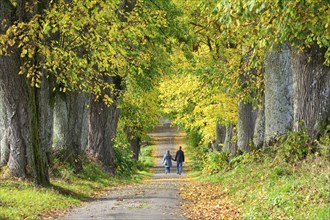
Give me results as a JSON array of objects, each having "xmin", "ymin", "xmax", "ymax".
[
  {"xmin": 186, "ymin": 129, "xmax": 208, "ymax": 171},
  {"xmin": 202, "ymin": 151, "xmax": 230, "ymax": 175},
  {"xmin": 316, "ymin": 122, "xmax": 330, "ymax": 158},
  {"xmin": 277, "ymin": 127, "xmax": 311, "ymax": 163},
  {"xmin": 112, "ymin": 127, "xmax": 137, "ymax": 177},
  {"xmin": 138, "ymin": 145, "xmax": 154, "ymax": 170},
  {"xmin": 114, "ymin": 145, "xmax": 137, "ymax": 177},
  {"xmin": 229, "ymin": 151, "xmax": 262, "ymax": 168}
]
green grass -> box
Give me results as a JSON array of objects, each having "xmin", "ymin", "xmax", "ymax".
[
  {"xmin": 139, "ymin": 145, "xmax": 155, "ymax": 169},
  {"xmin": 0, "ymin": 146, "xmax": 154, "ymax": 220},
  {"xmin": 0, "ymin": 180, "xmax": 79, "ymax": 220},
  {"xmin": 193, "ymin": 155, "xmax": 330, "ymax": 220}
]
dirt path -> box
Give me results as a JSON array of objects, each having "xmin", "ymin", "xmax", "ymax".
[{"xmin": 58, "ymin": 121, "xmax": 188, "ymax": 220}]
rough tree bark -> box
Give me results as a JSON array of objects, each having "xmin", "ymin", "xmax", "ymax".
[
  {"xmin": 88, "ymin": 97, "xmax": 120, "ymax": 173},
  {"xmin": 37, "ymin": 76, "xmax": 54, "ymax": 166},
  {"xmin": 291, "ymin": 45, "xmax": 330, "ymax": 138},
  {"xmin": 223, "ymin": 123, "xmax": 237, "ymax": 155},
  {"xmin": 0, "ymin": 0, "xmax": 49, "ymax": 184},
  {"xmin": 130, "ymin": 136, "xmax": 141, "ymax": 161},
  {"xmin": 53, "ymin": 92, "xmax": 89, "ymax": 172},
  {"xmin": 125, "ymin": 127, "xmax": 141, "ymax": 160},
  {"xmin": 79, "ymin": 0, "xmax": 137, "ymax": 173},
  {"xmin": 0, "ymin": 87, "xmax": 9, "ymax": 167},
  {"xmin": 237, "ymin": 101, "xmax": 256, "ymax": 152},
  {"xmin": 253, "ymin": 101, "xmax": 265, "ymax": 149},
  {"xmin": 263, "ymin": 45, "xmax": 293, "ymax": 146},
  {"xmin": 215, "ymin": 123, "xmax": 226, "ymax": 151}
]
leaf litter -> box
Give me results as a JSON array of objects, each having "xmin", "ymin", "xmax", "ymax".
[{"xmin": 180, "ymin": 182, "xmax": 241, "ymax": 220}]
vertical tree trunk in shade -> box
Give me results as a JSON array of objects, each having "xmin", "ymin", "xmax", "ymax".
[
  {"xmin": 291, "ymin": 45, "xmax": 330, "ymax": 138},
  {"xmin": 130, "ymin": 136, "xmax": 141, "ymax": 160},
  {"xmin": 0, "ymin": 0, "xmax": 49, "ymax": 185},
  {"xmin": 53, "ymin": 92, "xmax": 89, "ymax": 172},
  {"xmin": 223, "ymin": 123, "xmax": 237, "ymax": 155},
  {"xmin": 37, "ymin": 76, "xmax": 54, "ymax": 165},
  {"xmin": 27, "ymin": 86, "xmax": 50, "ymax": 185},
  {"xmin": 125, "ymin": 127, "xmax": 141, "ymax": 160},
  {"xmin": 253, "ymin": 101, "xmax": 265, "ymax": 149},
  {"xmin": 79, "ymin": 96, "xmax": 90, "ymax": 151},
  {"xmin": 0, "ymin": 88, "xmax": 9, "ymax": 166},
  {"xmin": 0, "ymin": 0, "xmax": 26, "ymax": 178},
  {"xmin": 83, "ymin": 0, "xmax": 136, "ymax": 173},
  {"xmin": 264, "ymin": 45, "xmax": 293, "ymax": 146},
  {"xmin": 0, "ymin": 57, "xmax": 27, "ymax": 178},
  {"xmin": 130, "ymin": 136, "xmax": 141, "ymax": 161},
  {"xmin": 215, "ymin": 123, "xmax": 226, "ymax": 151},
  {"xmin": 67, "ymin": 92, "xmax": 90, "ymax": 172},
  {"xmin": 237, "ymin": 102, "xmax": 256, "ymax": 152},
  {"xmin": 88, "ymin": 98, "xmax": 120, "ymax": 174}
]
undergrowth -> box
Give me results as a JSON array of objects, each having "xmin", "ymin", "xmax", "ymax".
[{"xmin": 186, "ymin": 129, "xmax": 330, "ymax": 219}]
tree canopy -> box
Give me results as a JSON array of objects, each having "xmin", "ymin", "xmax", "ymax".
[{"xmin": 0, "ymin": 0, "xmax": 182, "ymax": 104}]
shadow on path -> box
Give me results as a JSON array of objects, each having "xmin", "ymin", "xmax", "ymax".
[{"xmin": 57, "ymin": 121, "xmax": 188, "ymax": 220}]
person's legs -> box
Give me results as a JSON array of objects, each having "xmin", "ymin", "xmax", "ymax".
[
  {"xmin": 178, "ymin": 162, "xmax": 183, "ymax": 175},
  {"xmin": 165, "ymin": 166, "xmax": 170, "ymax": 174},
  {"xmin": 176, "ymin": 163, "xmax": 180, "ymax": 174}
]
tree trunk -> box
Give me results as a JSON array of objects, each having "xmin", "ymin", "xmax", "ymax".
[
  {"xmin": 37, "ymin": 76, "xmax": 54, "ymax": 166},
  {"xmin": 130, "ymin": 136, "xmax": 141, "ymax": 160},
  {"xmin": 27, "ymin": 86, "xmax": 50, "ymax": 185},
  {"xmin": 237, "ymin": 101, "xmax": 256, "ymax": 152},
  {"xmin": 291, "ymin": 44, "xmax": 330, "ymax": 138},
  {"xmin": 264, "ymin": 45, "xmax": 293, "ymax": 146},
  {"xmin": 0, "ymin": 87, "xmax": 9, "ymax": 167},
  {"xmin": 80, "ymin": 95, "xmax": 90, "ymax": 151},
  {"xmin": 215, "ymin": 123, "xmax": 226, "ymax": 151},
  {"xmin": 0, "ymin": 0, "xmax": 49, "ymax": 185},
  {"xmin": 253, "ymin": 101, "xmax": 265, "ymax": 149},
  {"xmin": 125, "ymin": 126, "xmax": 141, "ymax": 160},
  {"xmin": 223, "ymin": 123, "xmax": 237, "ymax": 155},
  {"xmin": 52, "ymin": 93, "xmax": 68, "ymax": 151},
  {"xmin": 88, "ymin": 98, "xmax": 120, "ymax": 174},
  {"xmin": 130, "ymin": 136, "xmax": 141, "ymax": 161},
  {"xmin": 66, "ymin": 92, "xmax": 89, "ymax": 172},
  {"xmin": 53, "ymin": 92, "xmax": 89, "ymax": 172}
]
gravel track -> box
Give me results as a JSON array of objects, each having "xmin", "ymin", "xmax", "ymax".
[{"xmin": 57, "ymin": 122, "xmax": 188, "ymax": 220}]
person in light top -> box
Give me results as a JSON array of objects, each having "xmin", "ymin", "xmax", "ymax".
[{"xmin": 162, "ymin": 150, "xmax": 174, "ymax": 174}]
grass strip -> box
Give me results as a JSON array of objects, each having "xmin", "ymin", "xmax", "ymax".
[
  {"xmin": 0, "ymin": 145, "xmax": 154, "ymax": 220},
  {"xmin": 188, "ymin": 155, "xmax": 330, "ymax": 220}
]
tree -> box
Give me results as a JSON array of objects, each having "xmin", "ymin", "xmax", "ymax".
[
  {"xmin": 0, "ymin": 0, "xmax": 50, "ymax": 185},
  {"xmin": 120, "ymin": 70, "xmax": 162, "ymax": 160},
  {"xmin": 159, "ymin": 72, "xmax": 238, "ymax": 145},
  {"xmin": 1, "ymin": 0, "xmax": 184, "ymax": 176},
  {"xmin": 118, "ymin": 0, "xmax": 185, "ymax": 160},
  {"xmin": 264, "ymin": 45, "xmax": 293, "ymax": 146},
  {"xmin": 52, "ymin": 91, "xmax": 89, "ymax": 173},
  {"xmin": 212, "ymin": 0, "xmax": 330, "ymax": 139}
]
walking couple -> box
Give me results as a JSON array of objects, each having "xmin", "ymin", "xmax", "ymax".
[{"xmin": 162, "ymin": 146, "xmax": 185, "ymax": 175}]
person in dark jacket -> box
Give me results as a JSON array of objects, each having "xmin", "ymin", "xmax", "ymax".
[
  {"xmin": 162, "ymin": 150, "xmax": 174, "ymax": 174},
  {"xmin": 174, "ymin": 146, "xmax": 185, "ymax": 175}
]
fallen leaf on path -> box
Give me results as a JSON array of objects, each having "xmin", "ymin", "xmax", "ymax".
[{"xmin": 180, "ymin": 182, "xmax": 241, "ymax": 220}]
